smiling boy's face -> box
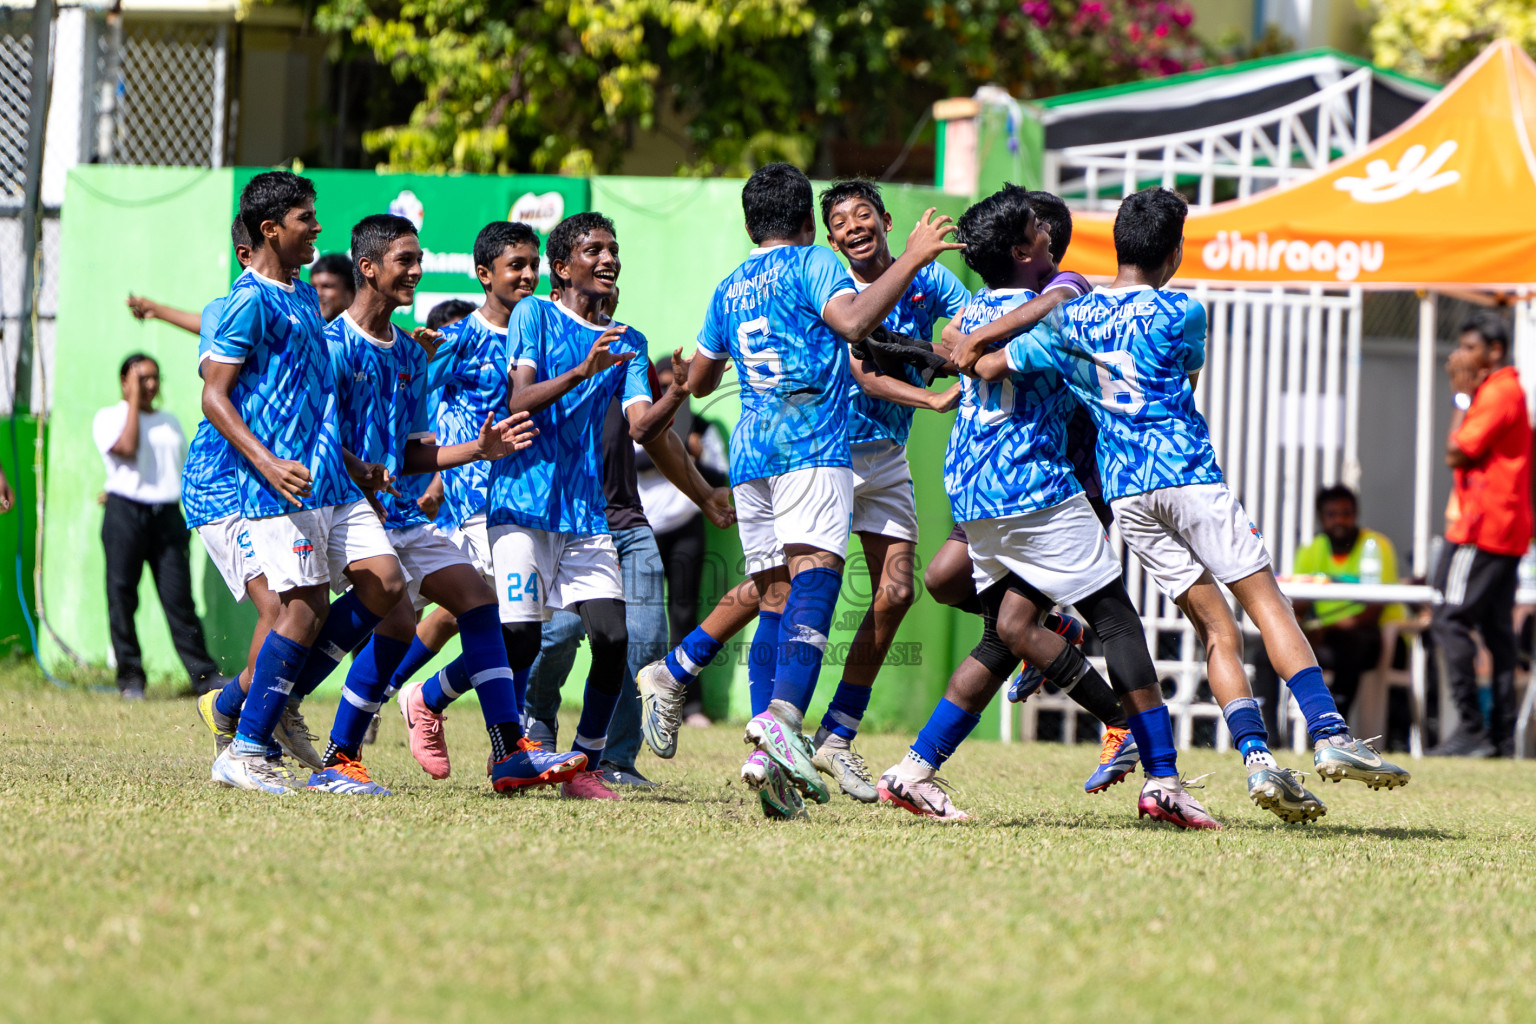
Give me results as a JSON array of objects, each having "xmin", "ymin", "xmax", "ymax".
[{"xmin": 826, "ymin": 197, "xmax": 892, "ymax": 265}]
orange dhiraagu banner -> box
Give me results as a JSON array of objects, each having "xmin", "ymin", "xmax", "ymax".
[{"xmin": 1066, "ymin": 40, "xmax": 1536, "ymax": 290}]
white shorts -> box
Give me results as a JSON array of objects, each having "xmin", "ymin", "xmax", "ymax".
[
  {"xmin": 488, "ymin": 524, "xmax": 623, "ymax": 623},
  {"xmin": 733, "ymin": 466, "xmax": 854, "ymax": 575},
  {"xmin": 245, "ymin": 500, "xmax": 400, "ymax": 595},
  {"xmin": 1111, "ymin": 482, "xmax": 1273, "ymax": 600},
  {"xmin": 196, "ymin": 515, "xmax": 260, "ymax": 603},
  {"xmin": 850, "ymin": 441, "xmax": 919, "ymax": 543},
  {"xmin": 389, "ymin": 522, "xmax": 474, "ymax": 610},
  {"xmin": 965, "ymin": 492, "xmax": 1122, "ymax": 606}
]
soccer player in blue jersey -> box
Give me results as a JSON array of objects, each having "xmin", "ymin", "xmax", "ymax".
[
  {"xmin": 1047, "ymin": 187, "xmax": 1409, "ymax": 820},
  {"xmin": 880, "ymin": 184, "xmax": 1220, "ymax": 828},
  {"xmin": 396, "ymin": 221, "xmax": 546, "ymax": 780},
  {"xmin": 199, "ymin": 171, "xmax": 410, "ymax": 795},
  {"xmin": 306, "ymin": 214, "xmax": 579, "ymax": 796},
  {"xmin": 683, "ymin": 163, "xmax": 963, "ymax": 815}
]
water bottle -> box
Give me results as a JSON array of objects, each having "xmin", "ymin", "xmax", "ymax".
[{"xmin": 1359, "ymin": 535, "xmax": 1382, "ymax": 586}]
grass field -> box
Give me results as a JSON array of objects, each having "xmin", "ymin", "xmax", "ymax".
[{"xmin": 4, "ymin": 670, "xmax": 1536, "ymax": 1024}]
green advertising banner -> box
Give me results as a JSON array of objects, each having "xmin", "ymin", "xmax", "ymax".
[{"xmin": 230, "ymin": 169, "xmax": 591, "ymax": 324}]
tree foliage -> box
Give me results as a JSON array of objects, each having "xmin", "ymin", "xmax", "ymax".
[
  {"xmin": 1367, "ymin": 0, "xmax": 1536, "ymax": 81},
  {"xmin": 312, "ymin": 0, "xmax": 1208, "ymax": 175}
]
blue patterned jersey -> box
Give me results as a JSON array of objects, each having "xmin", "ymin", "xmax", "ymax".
[
  {"xmin": 696, "ymin": 245, "xmax": 857, "ymax": 484},
  {"xmin": 943, "ymin": 288, "xmax": 1081, "ymax": 523},
  {"xmin": 325, "ymin": 314, "xmax": 433, "ymax": 531},
  {"xmin": 182, "ymin": 294, "xmax": 245, "ymax": 529},
  {"xmin": 207, "ymin": 270, "xmax": 359, "ymax": 519},
  {"xmin": 434, "ymin": 311, "xmax": 511, "ymax": 529},
  {"xmin": 389, "ymin": 383, "xmax": 449, "ymax": 527},
  {"xmin": 1047, "ymin": 286, "xmax": 1219, "ymax": 502},
  {"xmin": 487, "ymin": 297, "xmax": 651, "ymax": 534},
  {"xmin": 846, "ymin": 261, "xmax": 970, "ymax": 446}
]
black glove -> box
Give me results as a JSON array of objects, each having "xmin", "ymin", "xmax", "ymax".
[{"xmin": 856, "ymin": 325, "xmax": 954, "ymax": 385}]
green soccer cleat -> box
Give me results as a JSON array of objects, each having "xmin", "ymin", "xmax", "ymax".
[
  {"xmin": 811, "ymin": 728, "xmax": 878, "ymax": 804},
  {"xmin": 196, "ymin": 690, "xmax": 236, "ymax": 757},
  {"xmin": 1248, "ymin": 765, "xmax": 1326, "ymax": 823},
  {"xmin": 744, "ymin": 711, "xmax": 830, "ymax": 805},
  {"xmin": 742, "ymin": 751, "xmax": 807, "ymax": 820},
  {"xmin": 1314, "ymin": 735, "xmax": 1412, "ymax": 790}
]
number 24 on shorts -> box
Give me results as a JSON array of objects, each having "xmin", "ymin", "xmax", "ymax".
[{"xmin": 506, "ymin": 571, "xmax": 540, "ymax": 603}]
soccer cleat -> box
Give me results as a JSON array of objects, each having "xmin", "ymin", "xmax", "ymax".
[
  {"xmin": 1006, "ymin": 613, "xmax": 1086, "ymax": 703},
  {"xmin": 306, "ymin": 753, "xmax": 392, "ymax": 795},
  {"xmin": 811, "ymin": 730, "xmax": 878, "ymax": 804},
  {"xmin": 274, "ymin": 697, "xmax": 324, "ymax": 771},
  {"xmin": 1248, "ymin": 765, "xmax": 1326, "ymax": 823},
  {"xmin": 489, "ymin": 740, "xmax": 586, "ymax": 793},
  {"xmin": 1313, "ymin": 735, "xmax": 1412, "ymax": 790},
  {"xmin": 877, "ymin": 771, "xmax": 970, "ymax": 822},
  {"xmin": 598, "ymin": 762, "xmax": 659, "ymax": 788},
  {"xmin": 265, "ymin": 755, "xmax": 300, "ymax": 788},
  {"xmin": 561, "ymin": 769, "xmax": 622, "ymax": 800},
  {"xmin": 636, "ymin": 659, "xmax": 686, "ymax": 759},
  {"xmin": 211, "ymin": 747, "xmax": 295, "ymax": 795},
  {"xmin": 742, "ymin": 751, "xmax": 807, "ymax": 820},
  {"xmin": 744, "ymin": 711, "xmax": 830, "ymax": 805},
  {"xmin": 1084, "ymin": 725, "xmax": 1139, "ymax": 793},
  {"xmin": 1138, "ymin": 774, "xmax": 1222, "ymax": 830},
  {"xmin": 399, "ymin": 680, "xmax": 451, "ymax": 779},
  {"xmin": 196, "ymin": 690, "xmax": 237, "ymax": 756}
]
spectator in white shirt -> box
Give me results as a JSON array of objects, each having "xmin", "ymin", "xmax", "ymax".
[{"xmin": 92, "ymin": 353, "xmax": 223, "ymax": 700}]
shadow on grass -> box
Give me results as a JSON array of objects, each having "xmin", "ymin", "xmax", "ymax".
[{"xmin": 984, "ymin": 815, "xmax": 1463, "ymax": 841}]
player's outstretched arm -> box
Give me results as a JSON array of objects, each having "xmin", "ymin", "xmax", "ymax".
[
  {"xmin": 973, "ymin": 350, "xmax": 1013, "ymax": 383},
  {"xmin": 848, "ymin": 348, "xmax": 959, "ymax": 412},
  {"xmin": 403, "ymin": 411, "xmax": 538, "ymax": 473},
  {"xmin": 507, "ymin": 324, "xmax": 634, "ymax": 417},
  {"xmin": 127, "ymin": 295, "xmax": 203, "ymax": 336},
  {"xmin": 630, "ymin": 347, "xmax": 693, "ymax": 445},
  {"xmin": 200, "ymin": 361, "xmax": 312, "ymax": 506},
  {"xmin": 953, "ymin": 287, "xmax": 1077, "ymax": 375},
  {"xmin": 824, "ymin": 209, "xmax": 964, "ymax": 343},
  {"xmin": 631, "ymin": 405, "xmax": 734, "ymax": 529}
]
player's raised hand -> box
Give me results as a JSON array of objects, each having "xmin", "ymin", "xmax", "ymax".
[
  {"xmin": 669, "ymin": 347, "xmax": 694, "ymax": 392},
  {"xmin": 577, "ymin": 324, "xmax": 635, "ymax": 379},
  {"xmin": 411, "ymin": 326, "xmax": 445, "ymax": 358},
  {"xmin": 702, "ymin": 486, "xmax": 735, "ymax": 529},
  {"xmin": 126, "ymin": 295, "xmax": 159, "ymax": 321},
  {"xmin": 904, "ymin": 208, "xmax": 966, "ymax": 265},
  {"xmin": 258, "ymin": 456, "xmax": 314, "ymax": 507},
  {"xmin": 477, "ymin": 410, "xmax": 539, "ymax": 460}
]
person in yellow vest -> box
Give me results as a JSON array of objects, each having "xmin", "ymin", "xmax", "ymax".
[{"xmin": 1287, "ymin": 484, "xmax": 1406, "ymax": 722}]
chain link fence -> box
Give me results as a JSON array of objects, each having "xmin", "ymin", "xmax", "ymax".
[{"xmin": 116, "ymin": 20, "xmax": 228, "ymax": 167}]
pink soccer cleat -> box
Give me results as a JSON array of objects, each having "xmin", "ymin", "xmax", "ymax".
[
  {"xmin": 398, "ymin": 680, "xmax": 451, "ymax": 780},
  {"xmin": 1137, "ymin": 774, "xmax": 1223, "ymax": 830},
  {"xmin": 561, "ymin": 769, "xmax": 623, "ymax": 801}
]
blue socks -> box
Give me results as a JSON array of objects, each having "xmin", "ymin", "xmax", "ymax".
[
  {"xmin": 571, "ymin": 686, "xmax": 621, "ymax": 768},
  {"xmin": 386, "ymin": 636, "xmax": 439, "ymax": 697},
  {"xmin": 769, "ymin": 566, "xmax": 842, "ymax": 713},
  {"xmin": 329, "ymin": 633, "xmax": 411, "ymax": 759},
  {"xmin": 214, "ymin": 676, "xmax": 245, "ymax": 720},
  {"xmin": 232, "ymin": 633, "xmax": 309, "ymax": 754},
  {"xmin": 664, "ymin": 626, "xmax": 724, "ymax": 686},
  {"xmin": 1222, "ymin": 696, "xmax": 1271, "ymax": 759},
  {"xmin": 422, "ymin": 657, "xmax": 473, "ymax": 713},
  {"xmin": 289, "ymin": 591, "xmax": 381, "ymax": 700},
  {"xmin": 457, "ymin": 604, "xmax": 522, "ymax": 758},
  {"xmin": 821, "ymin": 680, "xmax": 872, "ymax": 740},
  {"xmin": 1127, "ymin": 705, "xmax": 1178, "ymax": 777},
  {"xmin": 911, "ymin": 698, "xmax": 980, "ymax": 770},
  {"xmin": 1287, "ymin": 665, "xmax": 1350, "ymax": 743},
  {"xmin": 748, "ymin": 610, "xmax": 780, "ymax": 717}
]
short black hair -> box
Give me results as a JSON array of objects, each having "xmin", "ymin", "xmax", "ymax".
[
  {"xmin": 1024, "ymin": 190, "xmax": 1072, "ymax": 264},
  {"xmin": 311, "ymin": 252, "xmax": 353, "ymax": 282},
  {"xmin": 546, "ymin": 212, "xmax": 616, "ymax": 276},
  {"xmin": 957, "ymin": 184, "xmax": 1036, "ymax": 289},
  {"xmin": 743, "ymin": 163, "xmax": 812, "ymax": 245},
  {"xmin": 1315, "ymin": 484, "xmax": 1358, "ymax": 514},
  {"xmin": 238, "ymin": 171, "xmax": 315, "ymax": 252},
  {"xmin": 1113, "ymin": 187, "xmax": 1187, "ymax": 274},
  {"xmin": 473, "ymin": 221, "xmax": 540, "ymax": 280},
  {"xmin": 350, "ymin": 214, "xmax": 419, "ymax": 289},
  {"xmin": 1460, "ymin": 311, "xmax": 1511, "ymax": 353},
  {"xmin": 230, "ymin": 215, "xmax": 251, "ymax": 251},
  {"xmin": 818, "ymin": 179, "xmax": 885, "ymax": 231},
  {"xmin": 119, "ymin": 352, "xmax": 155, "ymax": 379},
  {"xmin": 426, "ymin": 298, "xmax": 477, "ymax": 330}
]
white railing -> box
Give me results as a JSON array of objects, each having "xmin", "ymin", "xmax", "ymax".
[
  {"xmin": 1044, "ymin": 67, "xmax": 1375, "ymax": 210},
  {"xmin": 1003, "ymin": 285, "xmax": 1364, "ymax": 747}
]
